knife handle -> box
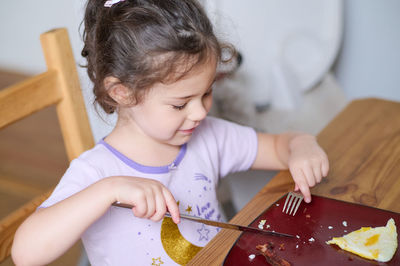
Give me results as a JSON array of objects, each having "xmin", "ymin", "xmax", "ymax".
[{"xmin": 113, "ymin": 202, "xmax": 202, "ymax": 222}]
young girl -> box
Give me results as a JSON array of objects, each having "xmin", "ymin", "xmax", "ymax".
[{"xmin": 12, "ymin": 0, "xmax": 329, "ymax": 265}]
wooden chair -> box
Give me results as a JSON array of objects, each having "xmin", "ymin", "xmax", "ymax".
[{"xmin": 0, "ymin": 28, "xmax": 94, "ymax": 262}]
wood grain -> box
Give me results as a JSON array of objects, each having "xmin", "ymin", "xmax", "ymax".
[{"xmin": 188, "ymin": 98, "xmax": 400, "ymax": 265}]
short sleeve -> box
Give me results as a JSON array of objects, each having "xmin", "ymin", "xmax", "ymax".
[
  {"xmin": 202, "ymin": 117, "xmax": 258, "ymax": 177},
  {"xmin": 39, "ymin": 157, "xmax": 102, "ymax": 208}
]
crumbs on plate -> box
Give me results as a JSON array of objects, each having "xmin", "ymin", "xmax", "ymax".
[{"xmin": 258, "ymin": 219, "xmax": 266, "ymax": 229}]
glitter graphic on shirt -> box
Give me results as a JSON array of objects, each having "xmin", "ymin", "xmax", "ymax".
[
  {"xmin": 151, "ymin": 257, "xmax": 164, "ymax": 266},
  {"xmin": 161, "ymin": 217, "xmax": 202, "ymax": 264},
  {"xmin": 185, "ymin": 205, "xmax": 192, "ymax": 214}
]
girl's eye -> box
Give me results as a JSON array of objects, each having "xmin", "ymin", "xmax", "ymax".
[
  {"xmin": 204, "ymin": 89, "xmax": 213, "ymax": 97},
  {"xmin": 172, "ymin": 103, "xmax": 187, "ymax": 110}
]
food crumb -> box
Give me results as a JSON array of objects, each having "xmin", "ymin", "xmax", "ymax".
[
  {"xmin": 308, "ymin": 237, "xmax": 315, "ymax": 242},
  {"xmin": 328, "ymin": 226, "xmax": 333, "ymax": 229},
  {"xmin": 258, "ymin": 219, "xmax": 266, "ymax": 229},
  {"xmin": 342, "ymin": 221, "xmax": 348, "ymax": 227},
  {"xmin": 266, "ymin": 224, "xmax": 271, "ymax": 229},
  {"xmin": 306, "ymin": 214, "xmax": 311, "ymax": 218},
  {"xmin": 279, "ymin": 243, "xmax": 285, "ymax": 251},
  {"xmin": 296, "ymin": 235, "xmax": 300, "ymax": 239},
  {"xmin": 296, "ymin": 244, "xmax": 299, "ymax": 248},
  {"xmin": 276, "ymin": 203, "xmax": 280, "ymax": 206},
  {"xmin": 249, "ymin": 254, "xmax": 255, "ymax": 260}
]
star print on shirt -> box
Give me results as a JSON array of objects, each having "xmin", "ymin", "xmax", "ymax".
[
  {"xmin": 197, "ymin": 224, "xmax": 210, "ymax": 241},
  {"xmin": 151, "ymin": 257, "xmax": 164, "ymax": 266},
  {"xmin": 185, "ymin": 205, "xmax": 192, "ymax": 214}
]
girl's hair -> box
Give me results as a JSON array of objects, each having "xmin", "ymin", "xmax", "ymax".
[{"xmin": 82, "ymin": 0, "xmax": 233, "ymax": 114}]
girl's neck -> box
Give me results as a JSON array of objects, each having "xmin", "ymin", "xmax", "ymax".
[{"xmin": 104, "ymin": 122, "xmax": 181, "ymax": 167}]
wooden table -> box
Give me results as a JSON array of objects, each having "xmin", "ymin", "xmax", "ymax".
[{"xmin": 189, "ymin": 98, "xmax": 400, "ymax": 265}]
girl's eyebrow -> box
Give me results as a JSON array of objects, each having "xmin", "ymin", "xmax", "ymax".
[
  {"xmin": 172, "ymin": 94, "xmax": 195, "ymax": 100},
  {"xmin": 172, "ymin": 87, "xmax": 213, "ymax": 100},
  {"xmin": 169, "ymin": 78, "xmax": 215, "ymax": 99}
]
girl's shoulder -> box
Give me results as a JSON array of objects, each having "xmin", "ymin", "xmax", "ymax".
[
  {"xmin": 191, "ymin": 116, "xmax": 257, "ymax": 150},
  {"xmin": 76, "ymin": 142, "xmax": 114, "ymax": 163},
  {"xmin": 199, "ymin": 115, "xmax": 239, "ymax": 130},
  {"xmin": 196, "ymin": 116, "xmax": 255, "ymax": 137},
  {"xmin": 69, "ymin": 141, "xmax": 123, "ymax": 173}
]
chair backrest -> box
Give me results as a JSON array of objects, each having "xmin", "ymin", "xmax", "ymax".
[{"xmin": 0, "ymin": 28, "xmax": 94, "ymax": 262}]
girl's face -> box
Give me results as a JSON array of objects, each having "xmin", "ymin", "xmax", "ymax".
[{"xmin": 121, "ymin": 58, "xmax": 217, "ymax": 146}]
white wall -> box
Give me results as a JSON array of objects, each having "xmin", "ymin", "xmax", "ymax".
[
  {"xmin": 0, "ymin": 0, "xmax": 116, "ymax": 141},
  {"xmin": 334, "ymin": 0, "xmax": 400, "ymax": 101},
  {"xmin": 0, "ymin": 1, "xmax": 83, "ymax": 74}
]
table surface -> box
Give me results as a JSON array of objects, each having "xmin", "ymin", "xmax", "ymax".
[{"xmin": 188, "ymin": 98, "xmax": 400, "ymax": 265}]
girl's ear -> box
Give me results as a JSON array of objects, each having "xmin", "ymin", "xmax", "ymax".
[{"xmin": 104, "ymin": 76, "xmax": 132, "ymax": 105}]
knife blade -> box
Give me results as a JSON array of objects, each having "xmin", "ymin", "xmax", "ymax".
[{"xmin": 112, "ymin": 202, "xmax": 293, "ymax": 238}]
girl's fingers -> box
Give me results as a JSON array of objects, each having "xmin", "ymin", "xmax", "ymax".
[
  {"xmin": 132, "ymin": 193, "xmax": 147, "ymax": 218},
  {"xmin": 150, "ymin": 191, "xmax": 167, "ymax": 222},
  {"xmin": 322, "ymin": 158, "xmax": 329, "ymax": 177},
  {"xmin": 302, "ymin": 166, "xmax": 316, "ymax": 187},
  {"xmin": 313, "ymin": 162, "xmax": 322, "ymax": 184},
  {"xmin": 144, "ymin": 189, "xmax": 156, "ymax": 219},
  {"xmin": 162, "ymin": 188, "xmax": 180, "ymax": 224},
  {"xmin": 298, "ymin": 180, "xmax": 312, "ymax": 203},
  {"xmin": 290, "ymin": 168, "xmax": 311, "ymax": 203}
]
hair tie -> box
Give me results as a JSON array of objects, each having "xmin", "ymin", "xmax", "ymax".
[{"xmin": 104, "ymin": 0, "xmax": 125, "ymax": 7}]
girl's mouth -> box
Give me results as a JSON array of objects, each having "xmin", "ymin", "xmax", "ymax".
[{"xmin": 179, "ymin": 127, "xmax": 196, "ymax": 134}]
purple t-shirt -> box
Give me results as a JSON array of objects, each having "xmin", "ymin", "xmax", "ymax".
[{"xmin": 40, "ymin": 116, "xmax": 258, "ymax": 265}]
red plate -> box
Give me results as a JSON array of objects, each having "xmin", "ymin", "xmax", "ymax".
[{"xmin": 223, "ymin": 194, "xmax": 400, "ymax": 265}]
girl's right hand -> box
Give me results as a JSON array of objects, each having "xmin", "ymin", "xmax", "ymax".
[{"xmin": 109, "ymin": 176, "xmax": 180, "ymax": 224}]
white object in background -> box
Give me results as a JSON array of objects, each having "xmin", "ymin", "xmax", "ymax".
[
  {"xmin": 280, "ymin": 31, "xmax": 327, "ymax": 93},
  {"xmin": 270, "ymin": 61, "xmax": 302, "ymax": 110},
  {"xmin": 212, "ymin": 0, "xmax": 343, "ymax": 108}
]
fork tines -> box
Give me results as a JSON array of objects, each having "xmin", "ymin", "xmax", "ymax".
[{"xmin": 282, "ymin": 192, "xmax": 303, "ymax": 216}]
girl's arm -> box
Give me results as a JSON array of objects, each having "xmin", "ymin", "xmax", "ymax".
[
  {"xmin": 251, "ymin": 132, "xmax": 329, "ymax": 203},
  {"xmin": 11, "ymin": 176, "xmax": 180, "ymax": 266}
]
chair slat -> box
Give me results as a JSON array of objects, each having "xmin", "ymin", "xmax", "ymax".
[
  {"xmin": 0, "ymin": 71, "xmax": 61, "ymax": 129},
  {"xmin": 41, "ymin": 28, "xmax": 94, "ymax": 160}
]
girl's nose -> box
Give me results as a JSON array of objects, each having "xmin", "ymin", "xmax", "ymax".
[{"xmin": 188, "ymin": 100, "xmax": 208, "ymax": 122}]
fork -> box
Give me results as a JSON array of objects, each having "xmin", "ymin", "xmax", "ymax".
[{"xmin": 282, "ymin": 191, "xmax": 304, "ymax": 216}]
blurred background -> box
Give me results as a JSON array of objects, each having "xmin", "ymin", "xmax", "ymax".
[{"xmin": 0, "ymin": 0, "xmax": 399, "ymax": 265}]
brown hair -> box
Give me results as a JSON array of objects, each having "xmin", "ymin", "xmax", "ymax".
[{"xmin": 82, "ymin": 0, "xmax": 233, "ymax": 114}]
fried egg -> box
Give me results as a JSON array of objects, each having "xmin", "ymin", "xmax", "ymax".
[{"xmin": 326, "ymin": 218, "xmax": 398, "ymax": 262}]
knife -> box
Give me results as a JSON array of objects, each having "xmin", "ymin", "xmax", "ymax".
[{"xmin": 112, "ymin": 202, "xmax": 293, "ymax": 238}]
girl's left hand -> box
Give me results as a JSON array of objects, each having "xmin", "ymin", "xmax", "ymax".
[{"xmin": 287, "ymin": 135, "xmax": 329, "ymax": 203}]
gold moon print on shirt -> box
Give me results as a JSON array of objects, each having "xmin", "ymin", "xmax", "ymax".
[{"xmin": 161, "ymin": 217, "xmax": 202, "ymax": 265}]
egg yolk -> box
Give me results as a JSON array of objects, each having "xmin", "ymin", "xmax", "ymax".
[{"xmin": 365, "ymin": 234, "xmax": 379, "ymax": 246}]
